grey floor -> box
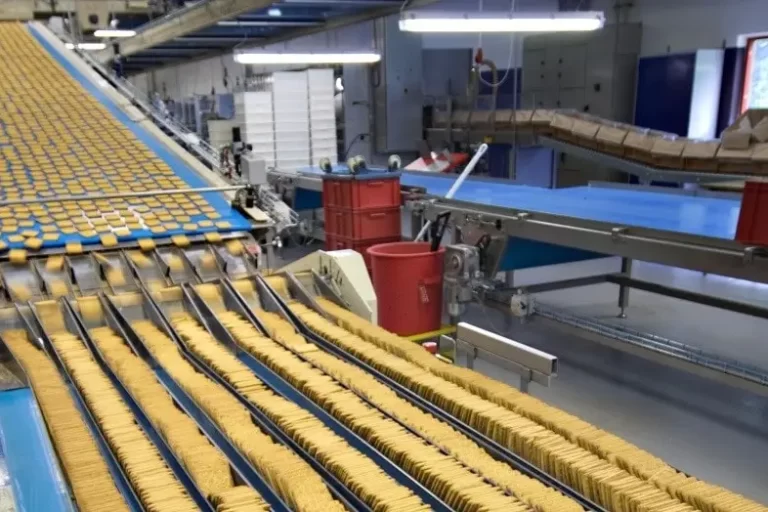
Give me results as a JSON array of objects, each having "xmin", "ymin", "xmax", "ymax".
[
  {"xmin": 463, "ymin": 258, "xmax": 768, "ymax": 504},
  {"xmin": 275, "ymin": 243, "xmax": 768, "ymax": 504}
]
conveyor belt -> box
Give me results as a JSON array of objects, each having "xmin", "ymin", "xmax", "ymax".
[
  {"xmin": 0, "ymin": 23, "xmax": 250, "ymax": 253},
  {"xmin": 189, "ymin": 278, "xmax": 586, "ymax": 512},
  {"xmin": 266, "ymin": 272, "xmax": 768, "ymax": 512},
  {"xmin": 0, "ymin": 388, "xmax": 71, "ymax": 512},
  {"xmin": 299, "ymin": 166, "xmax": 741, "ymax": 240},
  {"xmin": 150, "ymin": 286, "xmax": 444, "ymax": 511}
]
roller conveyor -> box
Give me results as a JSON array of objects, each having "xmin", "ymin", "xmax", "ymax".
[
  {"xmin": 99, "ymin": 293, "xmax": 292, "ymax": 512},
  {"xmin": 10, "ymin": 303, "xmax": 143, "ymax": 512},
  {"xmin": 63, "ymin": 298, "xmax": 214, "ymax": 512},
  {"xmin": 149, "ymin": 285, "xmax": 448, "ymax": 512},
  {"xmin": 252, "ymin": 273, "xmax": 605, "ymax": 512}
]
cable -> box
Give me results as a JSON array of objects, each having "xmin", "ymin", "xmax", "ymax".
[
  {"xmin": 342, "ymin": 132, "xmax": 368, "ymax": 161},
  {"xmin": 476, "ymin": 0, "xmax": 517, "ymax": 89}
]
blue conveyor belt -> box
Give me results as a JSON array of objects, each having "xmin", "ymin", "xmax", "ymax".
[
  {"xmin": 300, "ymin": 166, "xmax": 741, "ymax": 241},
  {"xmin": 0, "ymin": 388, "xmax": 72, "ymax": 512},
  {"xmin": 1, "ymin": 26, "xmax": 251, "ymax": 250}
]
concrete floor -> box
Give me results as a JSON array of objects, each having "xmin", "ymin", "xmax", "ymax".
[
  {"xmin": 463, "ymin": 258, "xmax": 768, "ymax": 504},
  {"xmin": 276, "ymin": 243, "xmax": 768, "ymax": 505}
]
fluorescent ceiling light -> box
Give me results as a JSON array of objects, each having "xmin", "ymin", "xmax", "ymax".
[
  {"xmin": 65, "ymin": 42, "xmax": 107, "ymax": 50},
  {"xmin": 267, "ymin": 7, "xmax": 282, "ymax": 16},
  {"xmin": 234, "ymin": 52, "xmax": 381, "ymax": 64},
  {"xmin": 399, "ymin": 11, "xmax": 605, "ymax": 33},
  {"xmin": 93, "ymin": 29, "xmax": 136, "ymax": 38}
]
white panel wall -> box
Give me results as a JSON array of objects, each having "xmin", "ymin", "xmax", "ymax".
[{"xmin": 593, "ymin": 0, "xmax": 768, "ymax": 56}]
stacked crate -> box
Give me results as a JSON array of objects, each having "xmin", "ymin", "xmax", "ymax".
[{"xmin": 323, "ymin": 171, "xmax": 402, "ymax": 269}]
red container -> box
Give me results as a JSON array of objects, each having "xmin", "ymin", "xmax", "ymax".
[
  {"xmin": 324, "ymin": 206, "xmax": 401, "ymax": 240},
  {"xmin": 325, "ymin": 234, "xmax": 401, "ymax": 269},
  {"xmin": 736, "ymin": 181, "xmax": 768, "ymax": 246},
  {"xmin": 368, "ymin": 242, "xmax": 445, "ymax": 336},
  {"xmin": 322, "ymin": 176, "xmax": 401, "ymax": 210}
]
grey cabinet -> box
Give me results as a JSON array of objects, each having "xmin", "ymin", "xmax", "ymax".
[{"xmin": 521, "ymin": 24, "xmax": 642, "ymax": 122}]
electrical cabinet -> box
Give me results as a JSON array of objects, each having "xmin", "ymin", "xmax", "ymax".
[{"xmin": 521, "ymin": 24, "xmax": 642, "ymax": 123}]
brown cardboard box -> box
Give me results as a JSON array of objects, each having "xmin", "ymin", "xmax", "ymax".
[
  {"xmin": 570, "ymin": 119, "xmax": 601, "ymax": 148},
  {"xmin": 721, "ymin": 130, "xmax": 752, "ymax": 150},
  {"xmin": 623, "ymin": 130, "xmax": 658, "ymax": 164},
  {"xmin": 717, "ymin": 146, "xmax": 758, "ymax": 174},
  {"xmin": 469, "ymin": 110, "xmax": 493, "ymax": 127},
  {"xmin": 432, "ymin": 110, "xmax": 450, "ymax": 127},
  {"xmin": 595, "ymin": 124, "xmax": 628, "ymax": 156},
  {"xmin": 551, "ymin": 112, "xmax": 577, "ymax": 142},
  {"xmin": 682, "ymin": 140, "xmax": 719, "ymax": 171},
  {"xmin": 722, "ymin": 108, "xmax": 768, "ymax": 147},
  {"xmin": 753, "ymin": 117, "xmax": 768, "ymax": 142},
  {"xmin": 651, "ymin": 137, "xmax": 687, "ymax": 168},
  {"xmin": 493, "ymin": 109, "xmax": 514, "ymax": 127},
  {"xmin": 512, "ymin": 109, "xmax": 534, "ymax": 126},
  {"xmin": 530, "ymin": 109, "xmax": 554, "ymax": 133},
  {"xmin": 750, "ymin": 143, "xmax": 768, "ymax": 173},
  {"xmin": 451, "ymin": 110, "xmax": 471, "ymax": 127}
]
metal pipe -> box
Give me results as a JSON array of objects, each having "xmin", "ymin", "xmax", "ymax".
[
  {"xmin": 0, "ymin": 186, "xmax": 245, "ymax": 207},
  {"xmin": 415, "ymin": 143, "xmax": 489, "ymax": 241}
]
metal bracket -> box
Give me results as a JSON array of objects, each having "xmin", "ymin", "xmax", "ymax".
[
  {"xmin": 451, "ymin": 322, "xmax": 557, "ymax": 392},
  {"xmin": 611, "ymin": 226, "xmax": 628, "ymax": 242}
]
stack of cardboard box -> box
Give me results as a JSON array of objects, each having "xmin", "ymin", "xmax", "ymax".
[{"xmin": 437, "ymin": 107, "xmax": 768, "ymax": 174}]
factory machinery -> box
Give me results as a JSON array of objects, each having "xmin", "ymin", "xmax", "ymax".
[{"xmin": 1, "ymin": 18, "xmax": 767, "ymax": 512}]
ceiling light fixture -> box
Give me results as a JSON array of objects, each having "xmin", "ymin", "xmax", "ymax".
[
  {"xmin": 398, "ymin": 11, "xmax": 605, "ymax": 33},
  {"xmin": 234, "ymin": 52, "xmax": 381, "ymax": 65},
  {"xmin": 93, "ymin": 29, "xmax": 136, "ymax": 38},
  {"xmin": 65, "ymin": 42, "xmax": 107, "ymax": 50}
]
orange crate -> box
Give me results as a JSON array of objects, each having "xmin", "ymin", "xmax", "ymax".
[
  {"xmin": 324, "ymin": 206, "xmax": 401, "ymax": 240},
  {"xmin": 325, "ymin": 234, "xmax": 401, "ymax": 268},
  {"xmin": 322, "ymin": 174, "xmax": 401, "ymax": 210},
  {"xmin": 736, "ymin": 181, "xmax": 768, "ymax": 246}
]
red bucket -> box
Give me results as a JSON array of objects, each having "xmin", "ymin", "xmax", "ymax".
[{"xmin": 367, "ymin": 242, "xmax": 444, "ymax": 336}]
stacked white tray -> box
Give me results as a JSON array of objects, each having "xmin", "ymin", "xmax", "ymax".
[
  {"xmin": 235, "ymin": 91, "xmax": 275, "ymax": 168},
  {"xmin": 307, "ymin": 69, "xmax": 338, "ymax": 165}
]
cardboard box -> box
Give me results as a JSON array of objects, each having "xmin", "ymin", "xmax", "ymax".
[
  {"xmin": 530, "ymin": 109, "xmax": 554, "ymax": 133},
  {"xmin": 753, "ymin": 117, "xmax": 768, "ymax": 143},
  {"xmin": 432, "ymin": 110, "xmax": 450, "ymax": 127},
  {"xmin": 651, "ymin": 137, "xmax": 687, "ymax": 169},
  {"xmin": 750, "ymin": 143, "xmax": 768, "ymax": 174},
  {"xmin": 595, "ymin": 124, "xmax": 628, "ymax": 156},
  {"xmin": 623, "ymin": 130, "xmax": 658, "ymax": 164},
  {"xmin": 721, "ymin": 130, "xmax": 751, "ymax": 150},
  {"xmin": 469, "ymin": 110, "xmax": 493, "ymax": 127},
  {"xmin": 512, "ymin": 109, "xmax": 534, "ymax": 126},
  {"xmin": 722, "ymin": 108, "xmax": 768, "ymax": 147},
  {"xmin": 551, "ymin": 112, "xmax": 577, "ymax": 142},
  {"xmin": 570, "ymin": 119, "xmax": 601, "ymax": 148},
  {"xmin": 493, "ymin": 109, "xmax": 514, "ymax": 127},
  {"xmin": 682, "ymin": 140, "xmax": 719, "ymax": 171},
  {"xmin": 451, "ymin": 110, "xmax": 471, "ymax": 127},
  {"xmin": 717, "ymin": 146, "xmax": 758, "ymax": 174}
]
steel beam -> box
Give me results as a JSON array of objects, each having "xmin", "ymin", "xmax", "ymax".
[{"xmin": 96, "ymin": 0, "xmax": 275, "ymax": 60}]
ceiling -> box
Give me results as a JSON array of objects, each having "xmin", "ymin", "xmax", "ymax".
[{"xmin": 119, "ymin": 0, "xmax": 409, "ymax": 74}]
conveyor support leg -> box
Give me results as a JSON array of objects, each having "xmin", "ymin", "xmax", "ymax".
[{"xmin": 618, "ymin": 257, "xmax": 632, "ymax": 318}]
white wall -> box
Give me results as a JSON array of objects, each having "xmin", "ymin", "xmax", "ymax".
[{"xmin": 594, "ymin": 0, "xmax": 768, "ymax": 56}]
